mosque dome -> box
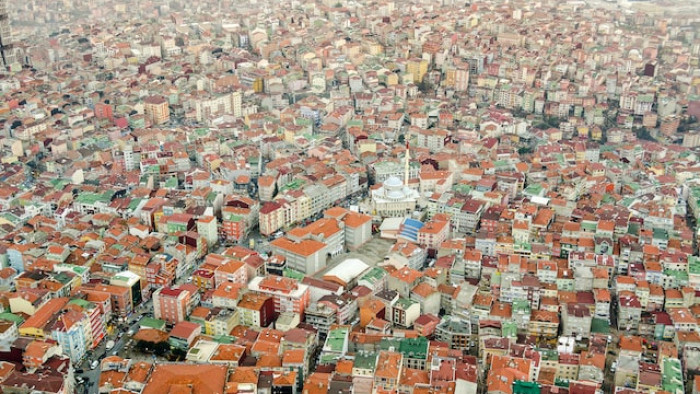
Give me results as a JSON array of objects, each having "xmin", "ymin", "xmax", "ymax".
[{"xmin": 383, "ymin": 176, "xmax": 403, "ymax": 191}]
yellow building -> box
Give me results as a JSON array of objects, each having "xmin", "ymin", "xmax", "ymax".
[
  {"xmin": 527, "ymin": 310, "xmax": 559, "ymax": 338},
  {"xmin": 367, "ymin": 43, "xmax": 383, "ymax": 56},
  {"xmin": 19, "ymin": 298, "xmax": 69, "ymax": 338},
  {"xmin": 144, "ymin": 95, "xmax": 170, "ymax": 125},
  {"xmin": 577, "ymin": 126, "xmax": 589, "ymax": 137},
  {"xmin": 407, "ymin": 58, "xmax": 428, "ymax": 84}
]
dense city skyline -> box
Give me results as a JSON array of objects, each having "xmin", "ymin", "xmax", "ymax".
[{"xmin": 0, "ymin": 0, "xmax": 699, "ymax": 393}]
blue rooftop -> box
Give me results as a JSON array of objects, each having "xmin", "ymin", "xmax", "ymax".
[{"xmin": 399, "ymin": 219, "xmax": 424, "ymax": 242}]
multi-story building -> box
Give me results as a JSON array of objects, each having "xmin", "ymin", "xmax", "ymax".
[
  {"xmin": 618, "ymin": 291, "xmax": 643, "ymax": 333},
  {"xmin": 562, "ymin": 303, "xmax": 593, "ymax": 338},
  {"xmin": 269, "ymin": 237, "xmax": 328, "ymax": 275},
  {"xmin": 248, "ymin": 275, "xmax": 310, "ymax": 315},
  {"xmin": 258, "ymin": 176, "xmax": 277, "ymax": 202},
  {"xmin": 374, "ymin": 351, "xmax": 404, "ymax": 392},
  {"xmin": 435, "ymin": 315, "xmax": 472, "ymax": 350},
  {"xmin": 406, "ymin": 58, "xmax": 428, "ymax": 83},
  {"xmin": 51, "ymin": 309, "xmax": 91, "ymax": 363},
  {"xmin": 528, "ymin": 310, "xmax": 559, "ymax": 338},
  {"xmin": 304, "ymin": 303, "xmax": 337, "ymax": 338},
  {"xmin": 0, "ymin": 0, "xmax": 16, "ymax": 70},
  {"xmin": 221, "ymin": 197, "xmax": 259, "ymax": 243},
  {"xmin": 144, "ymin": 95, "xmax": 170, "ymax": 125},
  {"xmin": 214, "ymin": 260, "xmax": 248, "ymax": 288},
  {"xmin": 74, "ymin": 283, "xmax": 132, "ymax": 318},
  {"xmin": 286, "ymin": 218, "xmax": 344, "ymax": 257},
  {"xmin": 67, "ymin": 298, "xmax": 106, "ymax": 350},
  {"xmin": 19, "ymin": 298, "xmax": 68, "ymax": 339},
  {"xmin": 259, "ymin": 201, "xmax": 286, "ymax": 236},
  {"xmin": 237, "ymin": 293, "xmax": 276, "ymax": 328},
  {"xmin": 153, "ymin": 286, "xmax": 193, "ymax": 325},
  {"xmin": 417, "ymin": 219, "xmax": 450, "ymax": 250},
  {"xmin": 324, "ymin": 207, "xmax": 372, "ymax": 251},
  {"xmin": 391, "ymin": 298, "xmax": 420, "ymax": 328}
]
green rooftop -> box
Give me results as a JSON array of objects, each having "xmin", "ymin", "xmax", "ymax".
[
  {"xmin": 140, "ymin": 317, "xmax": 166, "ymax": 330},
  {"xmin": 53, "ymin": 272, "xmax": 73, "ymax": 285},
  {"xmin": 664, "ymin": 269, "xmax": 688, "ymax": 283},
  {"xmin": 283, "ymin": 268, "xmax": 305, "ymax": 281},
  {"xmin": 512, "ymin": 299, "xmax": 531, "ymax": 314},
  {"xmin": 353, "ymin": 352, "xmax": 377, "ymax": 370},
  {"xmin": 662, "ymin": 358, "xmax": 684, "ymax": 394},
  {"xmin": 689, "ymin": 256, "xmax": 700, "ymax": 275},
  {"xmin": 68, "ymin": 298, "xmax": 94, "ymax": 310},
  {"xmin": 128, "ymin": 198, "xmax": 143, "ymax": 210},
  {"xmin": 581, "ymin": 221, "xmax": 597, "ymax": 232},
  {"xmin": 360, "ymin": 267, "xmax": 386, "ymax": 285},
  {"xmin": 212, "ymin": 335, "xmax": 236, "ymax": 344},
  {"xmin": 502, "ymin": 321, "xmax": 518, "ymax": 338},
  {"xmin": 0, "ymin": 312, "xmax": 24, "ymax": 325},
  {"xmin": 324, "ymin": 327, "xmax": 349, "ymax": 353},
  {"xmin": 513, "ymin": 381, "xmax": 541, "ymax": 394},
  {"xmin": 57, "ymin": 264, "xmax": 88, "ymax": 275},
  {"xmin": 591, "ymin": 318, "xmax": 611, "ymax": 334},
  {"xmin": 280, "ymin": 179, "xmax": 306, "ymax": 192},
  {"xmin": 652, "ymin": 228, "xmax": 669, "ymax": 241},
  {"xmin": 395, "ymin": 297, "xmax": 417, "ymax": 310},
  {"xmin": 398, "ymin": 336, "xmax": 428, "ymax": 359}
]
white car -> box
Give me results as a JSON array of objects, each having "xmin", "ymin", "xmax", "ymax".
[
  {"xmin": 105, "ymin": 340, "xmax": 115, "ymax": 350},
  {"xmin": 90, "ymin": 360, "xmax": 99, "ymax": 370}
]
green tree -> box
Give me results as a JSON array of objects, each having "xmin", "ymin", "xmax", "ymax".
[
  {"xmin": 634, "ymin": 127, "xmax": 655, "ymax": 141},
  {"xmin": 418, "ymin": 79, "xmax": 432, "ymax": 94},
  {"xmin": 135, "ymin": 340, "xmax": 150, "ymax": 353},
  {"xmin": 170, "ymin": 348, "xmax": 187, "ymax": 361},
  {"xmin": 153, "ymin": 342, "xmax": 171, "ymax": 356}
]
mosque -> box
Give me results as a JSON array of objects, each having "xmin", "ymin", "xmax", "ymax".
[{"xmin": 370, "ymin": 143, "xmax": 420, "ymax": 217}]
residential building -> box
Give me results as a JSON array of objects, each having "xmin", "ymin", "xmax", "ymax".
[{"xmin": 249, "ymin": 276, "xmax": 310, "ymax": 315}]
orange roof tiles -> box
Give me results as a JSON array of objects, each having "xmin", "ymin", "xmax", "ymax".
[
  {"xmin": 210, "ymin": 344, "xmax": 247, "ymax": 363},
  {"xmin": 228, "ymin": 367, "xmax": 258, "ymax": 384},
  {"xmin": 400, "ymin": 369, "xmax": 430, "ymax": 386},
  {"xmin": 125, "ymin": 362, "xmax": 153, "ymax": 384},
  {"xmin": 344, "ymin": 212, "xmax": 372, "ymax": 228},
  {"xmin": 374, "ymin": 351, "xmax": 402, "ymax": 380},
  {"xmin": 282, "ymin": 349, "xmax": 306, "ymax": 365},
  {"xmin": 270, "ymin": 237, "xmax": 326, "ymax": 257},
  {"xmin": 20, "ymin": 297, "xmax": 68, "ymax": 331},
  {"xmin": 411, "ymin": 282, "xmax": 436, "ymax": 299},
  {"xmin": 619, "ymin": 336, "xmax": 644, "ymax": 353},
  {"xmin": 142, "ymin": 364, "xmax": 227, "ymax": 394},
  {"xmin": 389, "ymin": 267, "xmax": 423, "ymax": 284},
  {"xmin": 99, "ymin": 370, "xmax": 126, "ymax": 390}
]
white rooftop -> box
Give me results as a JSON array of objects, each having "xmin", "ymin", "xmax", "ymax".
[
  {"xmin": 379, "ymin": 217, "xmax": 404, "ymax": 231},
  {"xmin": 323, "ymin": 258, "xmax": 370, "ymax": 284}
]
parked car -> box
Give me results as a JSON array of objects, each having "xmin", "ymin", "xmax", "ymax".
[{"xmin": 90, "ymin": 360, "xmax": 99, "ymax": 370}]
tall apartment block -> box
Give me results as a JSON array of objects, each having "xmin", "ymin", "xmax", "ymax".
[{"xmin": 0, "ymin": 0, "xmax": 15, "ymax": 70}]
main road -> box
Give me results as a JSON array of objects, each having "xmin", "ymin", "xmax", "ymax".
[{"xmin": 75, "ymin": 298, "xmax": 152, "ymax": 394}]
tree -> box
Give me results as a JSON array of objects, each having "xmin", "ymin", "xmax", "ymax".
[
  {"xmin": 170, "ymin": 348, "xmax": 187, "ymax": 361},
  {"xmin": 634, "ymin": 127, "xmax": 655, "ymax": 141},
  {"xmin": 418, "ymin": 79, "xmax": 432, "ymax": 94},
  {"xmin": 398, "ymin": 134, "xmax": 405, "ymax": 144},
  {"xmin": 153, "ymin": 342, "xmax": 170, "ymax": 356},
  {"xmin": 135, "ymin": 340, "xmax": 150, "ymax": 353}
]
